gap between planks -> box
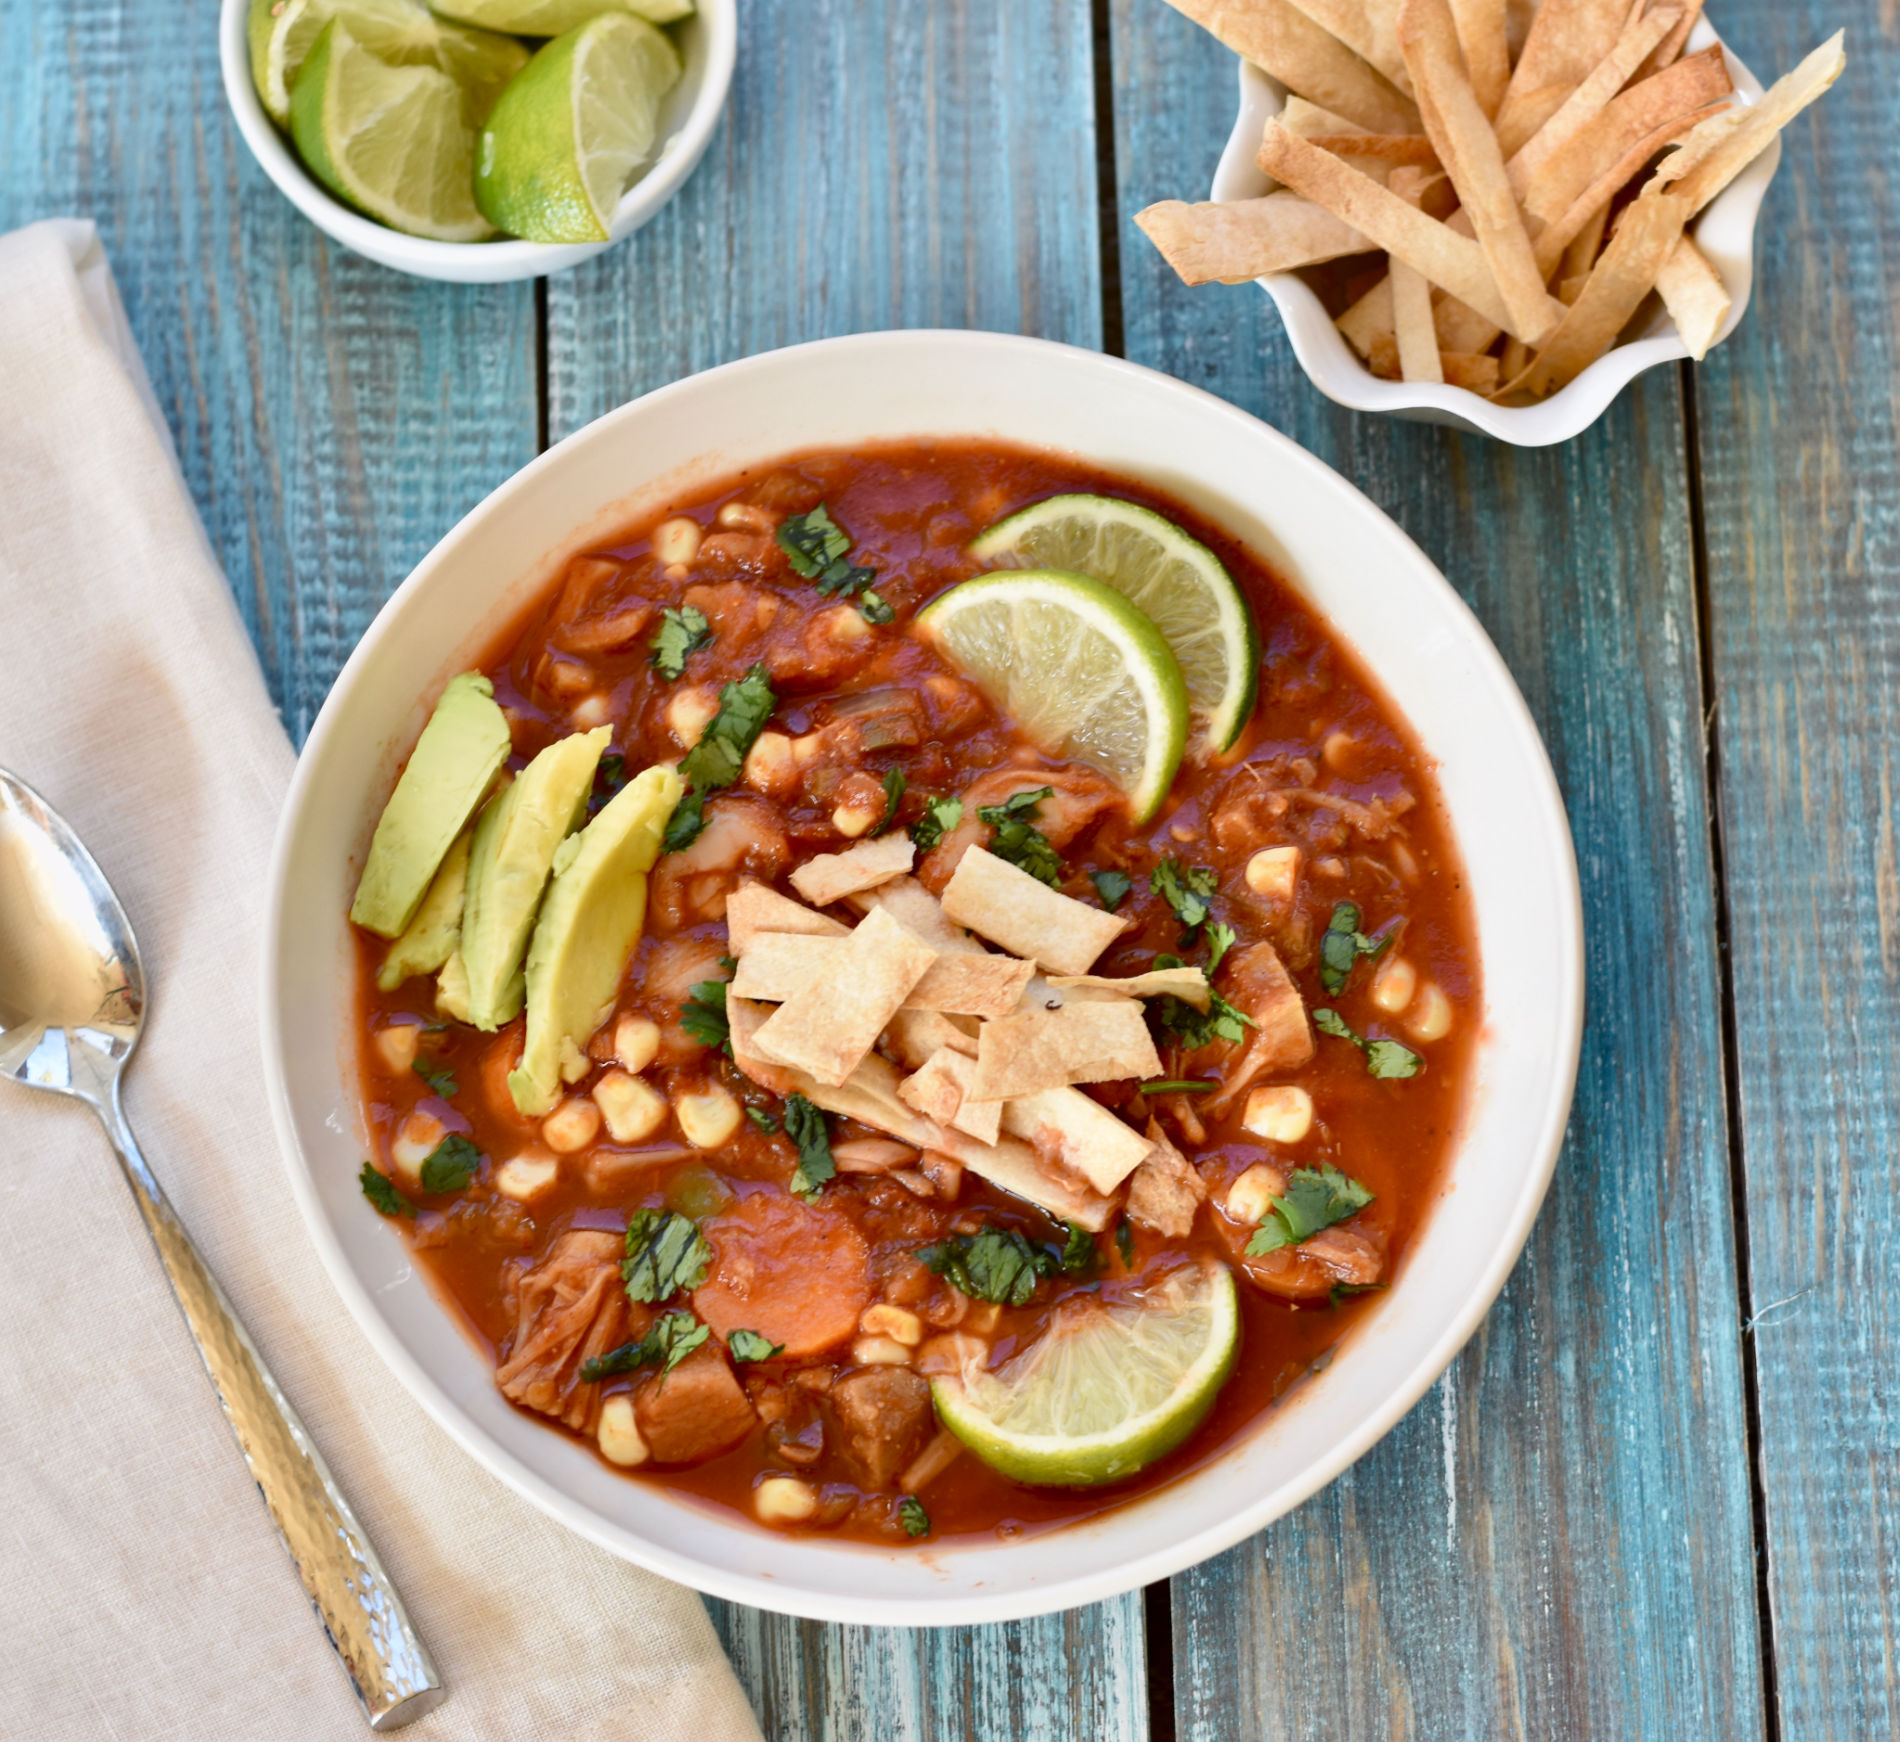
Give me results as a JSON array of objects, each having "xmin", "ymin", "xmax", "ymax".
[{"xmin": 1678, "ymin": 357, "xmax": 1784, "ymax": 1742}]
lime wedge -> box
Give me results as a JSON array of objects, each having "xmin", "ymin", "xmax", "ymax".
[
  {"xmin": 970, "ymin": 494, "xmax": 1261, "ymax": 753},
  {"xmin": 931, "ymin": 1262, "xmax": 1239, "ymax": 1487},
  {"xmin": 916, "ymin": 569, "xmax": 1189, "ymax": 823},
  {"xmin": 433, "ymin": 0, "xmax": 693, "ymax": 31},
  {"xmin": 474, "ymin": 14, "xmax": 682, "ymax": 244},
  {"xmin": 249, "ymin": 0, "xmax": 526, "ymax": 129},
  {"xmin": 291, "ymin": 19, "xmax": 498, "ymax": 241}
]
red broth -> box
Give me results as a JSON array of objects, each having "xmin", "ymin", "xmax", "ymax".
[{"xmin": 350, "ymin": 440, "xmax": 1479, "ymax": 1544}]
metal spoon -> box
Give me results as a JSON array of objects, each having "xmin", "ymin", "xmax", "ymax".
[{"xmin": 0, "ymin": 769, "xmax": 444, "ymax": 1731}]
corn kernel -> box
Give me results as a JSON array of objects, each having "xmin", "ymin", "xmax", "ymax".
[
  {"xmin": 494, "ymin": 1152, "xmax": 560, "ymax": 1202},
  {"xmin": 1323, "ymin": 730, "xmax": 1356, "ymax": 772},
  {"xmin": 596, "ymin": 1395, "xmax": 649, "ymax": 1467},
  {"xmin": 1408, "ymin": 981, "xmax": 1453, "ymax": 1042},
  {"xmin": 1370, "ymin": 955, "xmax": 1417, "ymax": 1014},
  {"xmin": 677, "ymin": 1085, "xmax": 742, "ymax": 1149},
  {"xmin": 389, "ymin": 1111, "xmax": 445, "ymax": 1185},
  {"xmin": 859, "ymin": 1304, "xmax": 924, "ymax": 1346},
  {"xmin": 374, "ymin": 1024, "xmax": 420, "ymax": 1074},
  {"xmin": 593, "ymin": 1071, "xmax": 668, "ymax": 1145},
  {"xmin": 652, "ymin": 516, "xmax": 702, "ymax": 566},
  {"xmin": 754, "ymin": 1476, "xmax": 818, "ymax": 1524},
  {"xmin": 666, "ymin": 687, "xmax": 719, "ymax": 749},
  {"xmin": 1245, "ymin": 845, "xmax": 1301, "ymax": 903},
  {"xmin": 851, "ymin": 1335, "xmax": 913, "ymax": 1367},
  {"xmin": 831, "ymin": 802, "xmax": 879, "ymax": 838},
  {"xmin": 542, "ymin": 1098, "xmax": 602, "ymax": 1153},
  {"xmin": 743, "ymin": 731, "xmax": 796, "ymax": 795},
  {"xmin": 717, "ymin": 500, "xmax": 776, "ymax": 532},
  {"xmin": 614, "ymin": 1015, "xmax": 660, "ymax": 1074},
  {"xmin": 570, "ymin": 693, "xmax": 611, "ymax": 730},
  {"xmin": 1242, "ymin": 1085, "xmax": 1314, "ymax": 1144},
  {"xmin": 814, "ymin": 604, "xmax": 872, "ymax": 646},
  {"xmin": 790, "ymin": 730, "xmax": 825, "ymax": 767},
  {"xmin": 1225, "ymin": 1162, "xmax": 1289, "ymax": 1227}
]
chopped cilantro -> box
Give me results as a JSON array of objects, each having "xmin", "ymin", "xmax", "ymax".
[
  {"xmin": 898, "ymin": 1495, "xmax": 931, "ymax": 1539},
  {"xmin": 681, "ymin": 978, "xmax": 732, "ymax": 1056},
  {"xmin": 1330, "ymin": 1281, "xmax": 1389, "ymax": 1308},
  {"xmin": 1138, "ymin": 1079, "xmax": 1216, "ymax": 1094},
  {"xmin": 910, "ymin": 794, "xmax": 963, "ymax": 852},
  {"xmin": 777, "ymin": 504, "xmax": 885, "ymax": 617},
  {"xmin": 589, "ymin": 751, "xmax": 629, "ymax": 815},
  {"xmin": 411, "ymin": 1055, "xmax": 457, "ymax": 1099},
  {"xmin": 649, "ymin": 604, "xmax": 712, "ymax": 680},
  {"xmin": 1204, "ymin": 921, "xmax": 1237, "ymax": 975},
  {"xmin": 1318, "ymin": 901, "xmax": 1391, "ymax": 996},
  {"xmin": 1115, "ymin": 1221, "xmax": 1135, "ymax": 1267},
  {"xmin": 1090, "ymin": 868, "xmax": 1133, "ymax": 911},
  {"xmin": 727, "ymin": 1329, "xmax": 784, "ymax": 1363},
  {"xmin": 919, "ymin": 1226, "xmax": 1057, "ymax": 1306},
  {"xmin": 858, "ymin": 589, "xmax": 895, "ymax": 625},
  {"xmin": 580, "ymin": 1311, "xmax": 709, "ymax": 1383},
  {"xmin": 877, "ymin": 766, "xmax": 907, "ymax": 835},
  {"xmin": 621, "ymin": 1209, "xmax": 713, "ymax": 1303},
  {"xmin": 418, "ymin": 1133, "xmax": 482, "ymax": 1194},
  {"xmin": 745, "ymin": 1105, "xmax": 780, "ymax": 1134},
  {"xmin": 783, "ymin": 1093, "xmax": 836, "ymax": 1201},
  {"xmin": 664, "ymin": 665, "xmax": 778, "ymax": 850},
  {"xmin": 1150, "ymin": 859, "xmax": 1218, "ymax": 935},
  {"xmin": 1058, "ymin": 1222, "xmax": 1097, "ymax": 1273},
  {"xmin": 1313, "ymin": 1007, "xmax": 1422, "ymax": 1078},
  {"xmin": 359, "ymin": 1163, "xmax": 413, "ymax": 1218},
  {"xmin": 978, "ymin": 786, "xmax": 1062, "ymax": 887},
  {"xmin": 1244, "ymin": 1163, "xmax": 1375, "ymax": 1256},
  {"xmin": 1150, "ymin": 948, "xmax": 1255, "ymax": 1052}
]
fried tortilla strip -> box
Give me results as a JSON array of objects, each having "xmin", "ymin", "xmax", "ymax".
[
  {"xmin": 1561, "ymin": 200, "xmax": 1611, "ymax": 277},
  {"xmin": 1387, "ymin": 165, "xmax": 1444, "ymax": 381},
  {"xmin": 1506, "ymin": 4, "xmax": 1683, "ymax": 196},
  {"xmin": 849, "ymin": 873, "xmax": 982, "ymax": 954},
  {"xmin": 726, "ymin": 879, "xmax": 847, "ymax": 952},
  {"xmin": 1633, "ymin": 0, "xmax": 1706, "ymax": 79},
  {"xmin": 970, "ymin": 999, "xmax": 1164, "ymax": 1101},
  {"xmin": 1400, "ymin": 0, "xmax": 1559, "ymax": 345},
  {"xmin": 730, "ymin": 931, "xmax": 840, "ymax": 1001},
  {"xmin": 1648, "ymin": 32, "xmax": 1846, "ymax": 217},
  {"xmin": 1447, "ymin": 0, "xmax": 1510, "ymax": 116},
  {"xmin": 787, "ymin": 832, "xmax": 914, "ymax": 907},
  {"xmin": 1160, "ymin": 0, "xmax": 1421, "ymax": 133},
  {"xmin": 885, "ymin": 1007, "xmax": 980, "ymax": 1069},
  {"xmin": 1278, "ymin": 0, "xmax": 1413, "ymax": 94},
  {"xmin": 1654, "ymin": 233, "xmax": 1730, "ymax": 358},
  {"xmin": 1001, "ymin": 1087, "xmax": 1156, "ymax": 1196},
  {"xmin": 1494, "ymin": 0, "xmax": 1632, "ymax": 155},
  {"xmin": 1338, "ymin": 271, "xmax": 1396, "ymax": 357},
  {"xmin": 751, "ymin": 906, "xmax": 936, "ymax": 1086},
  {"xmin": 1047, "ymin": 965, "xmax": 1211, "ymax": 1008},
  {"xmin": 940, "ymin": 845, "xmax": 1127, "ymax": 976},
  {"xmin": 1280, "ymin": 93, "xmax": 1371, "ymax": 134},
  {"xmin": 1302, "ymin": 132, "xmax": 1439, "ymax": 162},
  {"xmin": 1136, "ymin": 194, "xmax": 1374, "ymax": 285},
  {"xmin": 1441, "ymin": 349, "xmax": 1502, "ymax": 390},
  {"xmin": 728, "ymin": 994, "xmax": 797, "ymax": 1097},
  {"xmin": 734, "ymin": 926, "xmax": 1032, "ymax": 1019},
  {"xmin": 1498, "ymin": 190, "xmax": 1693, "ymax": 398},
  {"xmin": 897, "ymin": 1046, "xmax": 1002, "ymax": 1144},
  {"xmin": 1259, "ymin": 122, "xmax": 1560, "ymax": 341}
]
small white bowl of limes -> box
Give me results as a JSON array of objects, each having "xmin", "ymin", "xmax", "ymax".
[{"xmin": 220, "ymin": 0, "xmax": 735, "ymax": 282}]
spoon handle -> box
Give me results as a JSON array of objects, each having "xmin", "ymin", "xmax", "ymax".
[{"xmin": 98, "ymin": 1083, "xmax": 445, "ymax": 1731}]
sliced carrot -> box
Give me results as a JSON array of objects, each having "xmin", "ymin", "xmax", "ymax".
[{"xmin": 693, "ymin": 1189, "xmax": 872, "ymax": 1359}]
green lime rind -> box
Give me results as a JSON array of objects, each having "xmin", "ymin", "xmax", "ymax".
[
  {"xmin": 930, "ymin": 1263, "xmax": 1239, "ymax": 1487},
  {"xmin": 251, "ymin": 0, "xmax": 526, "ymax": 129},
  {"xmin": 432, "ymin": 0, "xmax": 693, "ymax": 31},
  {"xmin": 291, "ymin": 19, "xmax": 498, "ymax": 240},
  {"xmin": 916, "ymin": 567, "xmax": 1189, "ymax": 824},
  {"xmin": 969, "ymin": 492, "xmax": 1261, "ymax": 754},
  {"xmin": 474, "ymin": 13, "xmax": 681, "ymax": 245}
]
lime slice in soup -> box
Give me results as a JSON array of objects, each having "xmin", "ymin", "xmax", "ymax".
[
  {"xmin": 433, "ymin": 0, "xmax": 693, "ymax": 31},
  {"xmin": 290, "ymin": 19, "xmax": 498, "ymax": 240},
  {"xmin": 916, "ymin": 569, "xmax": 1189, "ymax": 823},
  {"xmin": 969, "ymin": 494, "xmax": 1260, "ymax": 753},
  {"xmin": 249, "ymin": 0, "xmax": 526, "ymax": 128},
  {"xmin": 473, "ymin": 13, "xmax": 682, "ymax": 244},
  {"xmin": 931, "ymin": 1261, "xmax": 1239, "ymax": 1487}
]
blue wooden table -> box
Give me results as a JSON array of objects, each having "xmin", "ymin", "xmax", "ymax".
[{"xmin": 5, "ymin": 1, "xmax": 1891, "ymax": 1734}]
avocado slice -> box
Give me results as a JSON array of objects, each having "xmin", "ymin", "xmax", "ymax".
[
  {"xmin": 455, "ymin": 725, "xmax": 610, "ymax": 1031},
  {"xmin": 506, "ymin": 763, "xmax": 685, "ymax": 1116},
  {"xmin": 376, "ymin": 829, "xmax": 472, "ymax": 992},
  {"xmin": 350, "ymin": 672, "xmax": 512, "ymax": 939}
]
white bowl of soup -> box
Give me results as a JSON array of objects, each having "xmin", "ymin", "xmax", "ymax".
[{"xmin": 263, "ymin": 329, "xmax": 1582, "ymax": 1624}]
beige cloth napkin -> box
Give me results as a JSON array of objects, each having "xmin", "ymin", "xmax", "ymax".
[{"xmin": 0, "ymin": 220, "xmax": 764, "ymax": 1742}]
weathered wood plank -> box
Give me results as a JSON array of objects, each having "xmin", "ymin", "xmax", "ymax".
[
  {"xmin": 1109, "ymin": 3, "xmax": 1765, "ymax": 1736},
  {"xmin": 0, "ymin": 0, "xmax": 538, "ymax": 742},
  {"xmin": 547, "ymin": 5, "xmax": 1140, "ymax": 1730},
  {"xmin": 1692, "ymin": 0, "xmax": 1899, "ymax": 1733}
]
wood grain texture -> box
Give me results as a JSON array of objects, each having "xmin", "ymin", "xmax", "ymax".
[
  {"xmin": 0, "ymin": 0, "xmax": 538, "ymax": 743},
  {"xmin": 1109, "ymin": 3, "xmax": 1766, "ymax": 1736},
  {"xmin": 546, "ymin": 5, "xmax": 1142, "ymax": 1731},
  {"xmin": 1692, "ymin": 0, "xmax": 1900, "ymax": 1732}
]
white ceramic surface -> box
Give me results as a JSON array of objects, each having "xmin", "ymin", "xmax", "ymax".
[
  {"xmin": 1216, "ymin": 22, "xmax": 1778, "ymax": 444},
  {"xmin": 219, "ymin": 0, "xmax": 735, "ymax": 283},
  {"xmin": 264, "ymin": 330, "xmax": 1584, "ymax": 1625}
]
